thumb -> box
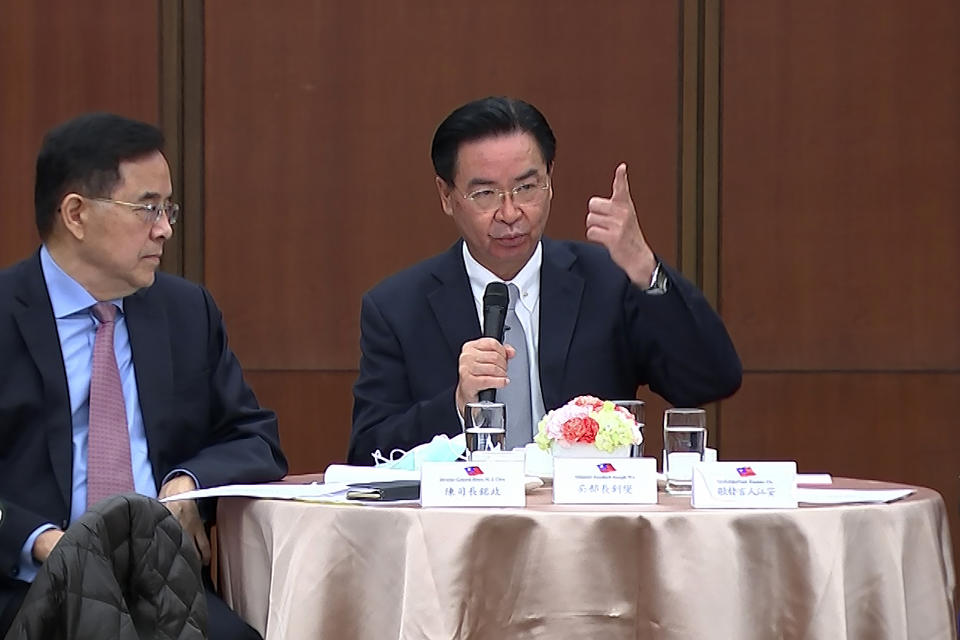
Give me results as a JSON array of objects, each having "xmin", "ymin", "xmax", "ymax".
[
  {"xmin": 504, "ymin": 344, "xmax": 517, "ymax": 360},
  {"xmin": 611, "ymin": 162, "xmax": 631, "ymax": 203}
]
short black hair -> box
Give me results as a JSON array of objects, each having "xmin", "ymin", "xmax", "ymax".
[
  {"xmin": 34, "ymin": 112, "xmax": 165, "ymax": 239},
  {"xmin": 430, "ymin": 96, "xmax": 556, "ymax": 185}
]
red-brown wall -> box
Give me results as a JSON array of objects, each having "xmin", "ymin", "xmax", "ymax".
[
  {"xmin": 201, "ymin": 0, "xmax": 682, "ymax": 472},
  {"xmin": 0, "ymin": 0, "xmax": 159, "ymax": 264},
  {"xmin": 720, "ymin": 0, "xmax": 960, "ymax": 576}
]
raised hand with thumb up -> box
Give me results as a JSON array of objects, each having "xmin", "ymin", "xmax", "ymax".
[{"xmin": 585, "ymin": 163, "xmax": 658, "ymax": 286}]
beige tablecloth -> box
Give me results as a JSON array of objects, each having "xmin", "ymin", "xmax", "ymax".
[{"xmin": 217, "ymin": 478, "xmax": 955, "ymax": 639}]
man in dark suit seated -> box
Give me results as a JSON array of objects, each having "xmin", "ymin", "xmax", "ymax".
[
  {"xmin": 349, "ymin": 96, "xmax": 742, "ymax": 464},
  {"xmin": 0, "ymin": 113, "xmax": 288, "ymax": 639}
]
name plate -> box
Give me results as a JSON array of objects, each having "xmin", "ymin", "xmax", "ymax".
[
  {"xmin": 420, "ymin": 461, "xmax": 525, "ymax": 507},
  {"xmin": 553, "ymin": 457, "xmax": 658, "ymax": 504},
  {"xmin": 691, "ymin": 461, "xmax": 798, "ymax": 509}
]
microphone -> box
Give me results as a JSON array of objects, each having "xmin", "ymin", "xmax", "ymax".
[{"xmin": 478, "ymin": 282, "xmax": 509, "ymax": 402}]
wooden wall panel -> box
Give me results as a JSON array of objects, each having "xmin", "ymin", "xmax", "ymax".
[
  {"xmin": 720, "ymin": 0, "xmax": 960, "ymax": 585},
  {"xmin": 202, "ymin": 0, "xmax": 681, "ymax": 372},
  {"xmin": 204, "ymin": 1, "xmax": 686, "ymax": 475},
  {"xmin": 721, "ymin": 0, "xmax": 960, "ymax": 370},
  {"xmin": 723, "ymin": 374, "xmax": 960, "ymax": 486},
  {"xmin": 244, "ymin": 370, "xmax": 355, "ymax": 473},
  {"xmin": 0, "ymin": 0, "xmax": 160, "ymax": 268}
]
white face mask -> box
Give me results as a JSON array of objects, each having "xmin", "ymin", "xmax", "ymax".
[{"xmin": 371, "ymin": 433, "xmax": 467, "ymax": 470}]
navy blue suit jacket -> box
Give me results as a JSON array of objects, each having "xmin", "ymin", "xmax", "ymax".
[
  {"xmin": 0, "ymin": 251, "xmax": 287, "ymax": 605},
  {"xmin": 349, "ymin": 238, "xmax": 741, "ymax": 464}
]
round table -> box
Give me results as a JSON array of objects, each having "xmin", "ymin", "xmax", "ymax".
[{"xmin": 217, "ymin": 477, "xmax": 955, "ymax": 640}]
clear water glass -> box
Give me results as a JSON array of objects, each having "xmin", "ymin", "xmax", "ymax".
[
  {"xmin": 663, "ymin": 408, "xmax": 707, "ymax": 495},
  {"xmin": 464, "ymin": 401, "xmax": 506, "ymax": 460}
]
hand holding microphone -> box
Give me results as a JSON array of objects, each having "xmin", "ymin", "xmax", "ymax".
[{"xmin": 454, "ymin": 282, "xmax": 515, "ymax": 415}]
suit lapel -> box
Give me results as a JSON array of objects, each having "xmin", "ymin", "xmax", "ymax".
[
  {"xmin": 538, "ymin": 239, "xmax": 584, "ymax": 409},
  {"xmin": 124, "ymin": 284, "xmax": 172, "ymax": 485},
  {"xmin": 427, "ymin": 242, "xmax": 481, "ymax": 359},
  {"xmin": 13, "ymin": 253, "xmax": 73, "ymax": 506}
]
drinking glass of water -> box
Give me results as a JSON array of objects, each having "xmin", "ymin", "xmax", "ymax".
[
  {"xmin": 464, "ymin": 401, "xmax": 506, "ymax": 460},
  {"xmin": 663, "ymin": 408, "xmax": 706, "ymax": 495}
]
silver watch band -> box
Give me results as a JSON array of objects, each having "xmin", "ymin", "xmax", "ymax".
[{"xmin": 644, "ymin": 261, "xmax": 668, "ymax": 295}]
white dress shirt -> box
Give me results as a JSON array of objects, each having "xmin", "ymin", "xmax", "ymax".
[{"xmin": 462, "ymin": 242, "xmax": 546, "ymax": 431}]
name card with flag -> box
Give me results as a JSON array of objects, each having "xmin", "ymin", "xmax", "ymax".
[
  {"xmin": 553, "ymin": 457, "xmax": 658, "ymax": 504},
  {"xmin": 692, "ymin": 461, "xmax": 798, "ymax": 509},
  {"xmin": 420, "ymin": 460, "xmax": 525, "ymax": 507}
]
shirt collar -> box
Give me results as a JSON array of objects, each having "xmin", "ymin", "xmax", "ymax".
[
  {"xmin": 461, "ymin": 241, "xmax": 542, "ymax": 313},
  {"xmin": 40, "ymin": 245, "xmax": 124, "ymax": 319}
]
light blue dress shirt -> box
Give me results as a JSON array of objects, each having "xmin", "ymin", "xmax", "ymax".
[{"xmin": 18, "ymin": 247, "xmax": 157, "ymax": 582}]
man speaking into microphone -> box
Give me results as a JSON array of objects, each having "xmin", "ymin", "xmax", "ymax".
[{"xmin": 347, "ymin": 96, "xmax": 742, "ymax": 464}]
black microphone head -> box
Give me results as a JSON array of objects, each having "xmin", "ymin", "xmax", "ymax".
[
  {"xmin": 480, "ymin": 281, "xmax": 510, "ymax": 343},
  {"xmin": 483, "ymin": 281, "xmax": 509, "ymax": 309}
]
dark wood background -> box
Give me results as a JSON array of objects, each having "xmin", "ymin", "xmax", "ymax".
[
  {"xmin": 719, "ymin": 0, "xmax": 959, "ymax": 562},
  {"xmin": 1, "ymin": 0, "xmax": 957, "ymax": 589},
  {"xmin": 201, "ymin": 0, "xmax": 682, "ymax": 471}
]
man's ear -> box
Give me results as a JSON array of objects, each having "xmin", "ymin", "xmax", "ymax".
[
  {"xmin": 436, "ymin": 176, "xmax": 455, "ymax": 217},
  {"xmin": 58, "ymin": 193, "xmax": 88, "ymax": 240}
]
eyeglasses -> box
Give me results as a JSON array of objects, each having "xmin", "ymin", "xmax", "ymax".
[
  {"xmin": 88, "ymin": 197, "xmax": 180, "ymax": 225},
  {"xmin": 458, "ymin": 176, "xmax": 550, "ymax": 213}
]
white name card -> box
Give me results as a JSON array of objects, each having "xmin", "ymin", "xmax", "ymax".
[
  {"xmin": 553, "ymin": 457, "xmax": 658, "ymax": 504},
  {"xmin": 420, "ymin": 461, "xmax": 525, "ymax": 507},
  {"xmin": 691, "ymin": 461, "xmax": 798, "ymax": 509}
]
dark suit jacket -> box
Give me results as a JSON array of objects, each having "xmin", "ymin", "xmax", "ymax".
[
  {"xmin": 349, "ymin": 238, "xmax": 742, "ymax": 464},
  {"xmin": 0, "ymin": 251, "xmax": 287, "ymax": 612}
]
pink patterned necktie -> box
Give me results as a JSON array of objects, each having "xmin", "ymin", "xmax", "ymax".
[{"xmin": 86, "ymin": 302, "xmax": 135, "ymax": 507}]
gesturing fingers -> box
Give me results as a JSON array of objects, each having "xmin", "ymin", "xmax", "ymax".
[
  {"xmin": 610, "ymin": 162, "xmax": 631, "ymax": 204},
  {"xmin": 585, "ymin": 163, "xmax": 656, "ymax": 283}
]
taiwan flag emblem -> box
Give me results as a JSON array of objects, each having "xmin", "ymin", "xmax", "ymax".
[
  {"xmin": 464, "ymin": 466, "xmax": 484, "ymax": 476},
  {"xmin": 597, "ymin": 463, "xmax": 617, "ymax": 473},
  {"xmin": 736, "ymin": 466, "xmax": 756, "ymax": 477}
]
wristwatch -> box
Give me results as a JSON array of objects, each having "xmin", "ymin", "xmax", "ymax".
[{"xmin": 644, "ymin": 261, "xmax": 669, "ymax": 295}]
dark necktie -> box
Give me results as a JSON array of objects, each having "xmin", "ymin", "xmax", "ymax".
[
  {"xmin": 500, "ymin": 284, "xmax": 533, "ymax": 449},
  {"xmin": 87, "ymin": 302, "xmax": 135, "ymax": 506}
]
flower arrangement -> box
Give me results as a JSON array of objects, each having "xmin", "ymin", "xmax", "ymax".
[{"xmin": 535, "ymin": 395, "xmax": 643, "ymax": 453}]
